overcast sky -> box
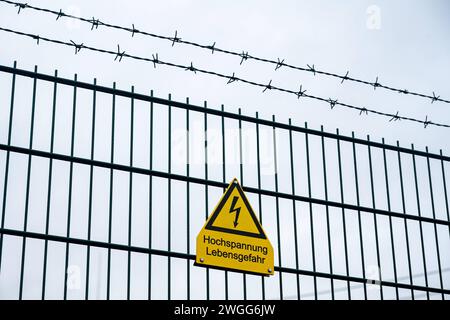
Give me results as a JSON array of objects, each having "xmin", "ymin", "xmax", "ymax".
[{"xmin": 0, "ymin": 0, "xmax": 449, "ymax": 300}]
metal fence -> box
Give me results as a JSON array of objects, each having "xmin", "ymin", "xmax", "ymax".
[{"xmin": 0, "ymin": 62, "xmax": 449, "ymax": 300}]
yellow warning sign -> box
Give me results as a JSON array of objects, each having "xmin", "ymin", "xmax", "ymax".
[{"xmin": 195, "ymin": 178, "xmax": 274, "ymax": 276}]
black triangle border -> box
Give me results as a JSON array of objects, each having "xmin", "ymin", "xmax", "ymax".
[{"xmin": 205, "ymin": 181, "xmax": 267, "ymax": 239}]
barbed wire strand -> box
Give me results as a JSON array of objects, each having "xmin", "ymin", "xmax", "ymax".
[
  {"xmin": 0, "ymin": 0, "xmax": 450, "ymax": 103},
  {"xmin": 0, "ymin": 26, "xmax": 448, "ymax": 129},
  {"xmin": 0, "ymin": 0, "xmax": 448, "ymax": 105}
]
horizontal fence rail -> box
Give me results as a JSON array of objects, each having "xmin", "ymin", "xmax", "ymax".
[{"xmin": 0, "ymin": 62, "xmax": 449, "ymax": 300}]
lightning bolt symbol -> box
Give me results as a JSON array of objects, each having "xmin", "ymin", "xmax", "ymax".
[{"xmin": 229, "ymin": 196, "xmax": 241, "ymax": 228}]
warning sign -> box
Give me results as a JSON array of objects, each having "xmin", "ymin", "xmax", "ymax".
[{"xmin": 195, "ymin": 178, "xmax": 274, "ymax": 276}]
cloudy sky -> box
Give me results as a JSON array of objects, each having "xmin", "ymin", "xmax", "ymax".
[{"xmin": 0, "ymin": 0, "xmax": 449, "ymax": 300}]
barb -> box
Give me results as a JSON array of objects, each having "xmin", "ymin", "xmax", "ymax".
[
  {"xmin": 423, "ymin": 116, "xmax": 432, "ymax": 128},
  {"xmin": 207, "ymin": 42, "xmax": 215, "ymax": 54},
  {"xmin": 90, "ymin": 17, "xmax": 100, "ymax": 30},
  {"xmin": 1, "ymin": 26, "xmax": 449, "ymax": 129},
  {"xmin": 389, "ymin": 111, "xmax": 401, "ymax": 122},
  {"xmin": 239, "ymin": 51, "xmax": 249, "ymax": 65},
  {"xmin": 373, "ymin": 76, "xmax": 380, "ymax": 90},
  {"xmin": 328, "ymin": 98, "xmax": 338, "ymax": 109},
  {"xmin": 307, "ymin": 64, "xmax": 316, "ymax": 76},
  {"xmin": 275, "ymin": 58, "xmax": 285, "ymax": 71},
  {"xmin": 152, "ymin": 53, "xmax": 159, "ymax": 68},
  {"xmin": 431, "ymin": 92, "xmax": 440, "ymax": 104},
  {"xmin": 227, "ymin": 72, "xmax": 238, "ymax": 84},
  {"xmin": 263, "ymin": 80, "xmax": 273, "ymax": 93},
  {"xmin": 32, "ymin": 34, "xmax": 39, "ymax": 45},
  {"xmin": 114, "ymin": 44, "xmax": 125, "ymax": 61},
  {"xmin": 56, "ymin": 9, "xmax": 64, "ymax": 20},
  {"xmin": 15, "ymin": 1, "xmax": 26, "ymax": 13},
  {"xmin": 341, "ymin": 71, "xmax": 349, "ymax": 84},
  {"xmin": 171, "ymin": 30, "xmax": 181, "ymax": 47},
  {"xmin": 185, "ymin": 62, "xmax": 197, "ymax": 74},
  {"xmin": 296, "ymin": 85, "xmax": 306, "ymax": 98},
  {"xmin": 131, "ymin": 24, "xmax": 139, "ymax": 37},
  {"xmin": 70, "ymin": 40, "xmax": 83, "ymax": 54},
  {"xmin": 0, "ymin": 0, "xmax": 448, "ymax": 104}
]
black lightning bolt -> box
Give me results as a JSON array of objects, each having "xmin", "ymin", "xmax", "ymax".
[{"xmin": 229, "ymin": 196, "xmax": 241, "ymax": 228}]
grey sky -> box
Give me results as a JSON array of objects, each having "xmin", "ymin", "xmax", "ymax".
[{"xmin": 0, "ymin": 0, "xmax": 449, "ymax": 300}]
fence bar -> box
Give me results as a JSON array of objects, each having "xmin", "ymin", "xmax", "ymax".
[
  {"xmin": 304, "ymin": 122, "xmax": 317, "ymax": 299},
  {"xmin": 2, "ymin": 143, "xmax": 449, "ymax": 229},
  {"xmin": 222, "ymin": 105, "xmax": 229, "ymax": 300},
  {"xmin": 2, "ymin": 227, "xmax": 448, "ymax": 295},
  {"xmin": 18, "ymin": 65, "xmax": 38, "ymax": 300},
  {"xmin": 321, "ymin": 126, "xmax": 334, "ymax": 299},
  {"xmin": 41, "ymin": 69, "xmax": 58, "ymax": 299},
  {"xmin": 411, "ymin": 144, "xmax": 430, "ymax": 299},
  {"xmin": 106, "ymin": 82, "xmax": 117, "ymax": 300},
  {"xmin": 351, "ymin": 132, "xmax": 367, "ymax": 299},
  {"xmin": 425, "ymin": 146, "xmax": 444, "ymax": 300},
  {"xmin": 167, "ymin": 94, "xmax": 172, "ymax": 300},
  {"xmin": 396, "ymin": 141, "xmax": 415, "ymax": 299},
  {"xmin": 186, "ymin": 97, "xmax": 190, "ymax": 300},
  {"xmin": 289, "ymin": 119, "xmax": 301, "ymax": 300},
  {"xmin": 273, "ymin": 115, "xmax": 283, "ymax": 300},
  {"xmin": 148, "ymin": 90, "xmax": 154, "ymax": 300},
  {"xmin": 336, "ymin": 129, "xmax": 351, "ymax": 299},
  {"xmin": 0, "ymin": 65, "xmax": 447, "ymax": 163},
  {"xmin": 0, "ymin": 61, "xmax": 17, "ymax": 275},
  {"xmin": 367, "ymin": 136, "xmax": 383, "ymax": 299},
  {"xmin": 238, "ymin": 108, "xmax": 247, "ymax": 300},
  {"xmin": 85, "ymin": 78, "xmax": 97, "ymax": 300},
  {"xmin": 63, "ymin": 73, "xmax": 77, "ymax": 300},
  {"xmin": 204, "ymin": 101, "xmax": 210, "ymax": 300},
  {"xmin": 382, "ymin": 138, "xmax": 399, "ymax": 299},
  {"xmin": 255, "ymin": 112, "xmax": 265, "ymax": 300},
  {"xmin": 127, "ymin": 86, "xmax": 135, "ymax": 300}
]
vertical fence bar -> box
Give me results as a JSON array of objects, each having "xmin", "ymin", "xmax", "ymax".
[
  {"xmin": 411, "ymin": 144, "xmax": 430, "ymax": 299},
  {"xmin": 42, "ymin": 69, "xmax": 58, "ymax": 300},
  {"xmin": 440, "ymin": 150, "xmax": 450, "ymax": 229},
  {"xmin": 167, "ymin": 94, "xmax": 172, "ymax": 300},
  {"xmin": 186, "ymin": 97, "xmax": 190, "ymax": 300},
  {"xmin": 255, "ymin": 112, "xmax": 265, "ymax": 300},
  {"xmin": 336, "ymin": 129, "xmax": 351, "ymax": 299},
  {"xmin": 238, "ymin": 108, "xmax": 247, "ymax": 300},
  {"xmin": 367, "ymin": 136, "xmax": 384, "ymax": 299},
  {"xmin": 425, "ymin": 146, "xmax": 444, "ymax": 300},
  {"xmin": 204, "ymin": 101, "xmax": 210, "ymax": 300},
  {"xmin": 18, "ymin": 65, "xmax": 38, "ymax": 300},
  {"xmin": 106, "ymin": 82, "xmax": 117, "ymax": 300},
  {"xmin": 304, "ymin": 122, "xmax": 317, "ymax": 299},
  {"xmin": 381, "ymin": 138, "xmax": 398, "ymax": 299},
  {"xmin": 63, "ymin": 73, "xmax": 78, "ymax": 300},
  {"xmin": 0, "ymin": 61, "xmax": 17, "ymax": 274},
  {"xmin": 321, "ymin": 126, "xmax": 334, "ymax": 299},
  {"xmin": 148, "ymin": 90, "xmax": 154, "ymax": 300},
  {"xmin": 273, "ymin": 115, "xmax": 283, "ymax": 299},
  {"xmin": 222, "ymin": 105, "xmax": 229, "ymax": 300},
  {"xmin": 289, "ymin": 119, "xmax": 300, "ymax": 300},
  {"xmin": 127, "ymin": 86, "xmax": 135, "ymax": 300},
  {"xmin": 351, "ymin": 132, "xmax": 367, "ymax": 300},
  {"xmin": 396, "ymin": 141, "xmax": 414, "ymax": 299},
  {"xmin": 85, "ymin": 78, "xmax": 97, "ymax": 300},
  {"xmin": 440, "ymin": 150, "xmax": 450, "ymax": 287}
]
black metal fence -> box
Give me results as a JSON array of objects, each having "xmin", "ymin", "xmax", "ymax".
[{"xmin": 0, "ymin": 62, "xmax": 449, "ymax": 300}]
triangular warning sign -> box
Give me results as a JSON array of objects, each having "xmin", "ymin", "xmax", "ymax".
[
  {"xmin": 205, "ymin": 178, "xmax": 266, "ymax": 239},
  {"xmin": 195, "ymin": 178, "xmax": 274, "ymax": 276}
]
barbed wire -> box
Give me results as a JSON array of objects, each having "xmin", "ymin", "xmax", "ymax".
[
  {"xmin": 1, "ymin": 0, "xmax": 448, "ymax": 105},
  {"xmin": 0, "ymin": 26, "xmax": 448, "ymax": 129}
]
